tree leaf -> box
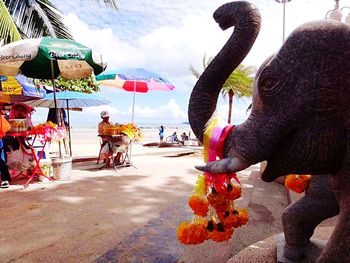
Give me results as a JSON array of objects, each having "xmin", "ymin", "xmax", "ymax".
[{"xmin": 0, "ymin": 0, "xmax": 21, "ymax": 45}]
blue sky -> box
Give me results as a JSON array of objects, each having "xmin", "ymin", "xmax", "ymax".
[{"xmin": 32, "ymin": 0, "xmax": 336, "ymax": 126}]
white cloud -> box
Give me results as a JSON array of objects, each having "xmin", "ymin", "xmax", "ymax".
[
  {"xmin": 128, "ymin": 98, "xmax": 186, "ymax": 120},
  {"xmin": 83, "ymin": 105, "xmax": 120, "ymax": 115},
  {"xmin": 62, "ymin": 9, "xmax": 232, "ymax": 93},
  {"xmin": 54, "ymin": 0, "xmax": 339, "ymax": 126},
  {"xmin": 72, "ymin": 98, "xmax": 186, "ymax": 122}
]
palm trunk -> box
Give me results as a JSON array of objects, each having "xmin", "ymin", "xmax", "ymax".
[{"xmin": 228, "ymin": 90, "xmax": 234, "ymax": 124}]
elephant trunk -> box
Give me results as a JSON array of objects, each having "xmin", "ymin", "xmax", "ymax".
[
  {"xmin": 188, "ymin": 1, "xmax": 261, "ymax": 142},
  {"xmin": 196, "ymin": 113, "xmax": 289, "ymax": 174}
]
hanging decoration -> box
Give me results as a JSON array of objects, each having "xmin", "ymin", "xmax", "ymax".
[{"xmin": 177, "ymin": 118, "xmax": 248, "ymax": 245}]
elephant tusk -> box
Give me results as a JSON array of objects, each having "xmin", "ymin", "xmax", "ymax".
[{"xmin": 195, "ymin": 157, "xmax": 250, "ymax": 174}]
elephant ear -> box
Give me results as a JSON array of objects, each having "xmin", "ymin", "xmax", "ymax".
[{"xmin": 188, "ymin": 1, "xmax": 261, "ymax": 143}]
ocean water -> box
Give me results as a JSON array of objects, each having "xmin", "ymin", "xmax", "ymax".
[
  {"xmin": 68, "ymin": 121, "xmax": 193, "ymax": 144},
  {"xmin": 69, "ymin": 121, "xmax": 191, "ymax": 130}
]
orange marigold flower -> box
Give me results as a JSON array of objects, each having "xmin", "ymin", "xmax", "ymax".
[
  {"xmin": 207, "ymin": 192, "xmax": 229, "ymax": 212},
  {"xmin": 225, "ymin": 184, "xmax": 242, "ymax": 200},
  {"xmin": 208, "ymin": 227, "xmax": 234, "ymax": 242},
  {"xmin": 235, "ymin": 208, "xmax": 249, "ymax": 227},
  {"xmin": 223, "ymin": 212, "xmax": 240, "ymax": 229},
  {"xmin": 188, "ymin": 195, "xmax": 209, "ymax": 216},
  {"xmin": 285, "ymin": 174, "xmax": 311, "ymax": 193},
  {"xmin": 177, "ymin": 222, "xmax": 208, "ymax": 245},
  {"xmin": 217, "ymin": 210, "xmax": 227, "ymax": 222}
]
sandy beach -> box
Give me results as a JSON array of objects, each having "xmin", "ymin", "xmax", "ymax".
[{"xmin": 50, "ymin": 126, "xmax": 196, "ymax": 158}]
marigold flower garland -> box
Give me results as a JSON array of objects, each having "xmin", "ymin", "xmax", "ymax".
[
  {"xmin": 32, "ymin": 121, "xmax": 67, "ymax": 142},
  {"xmin": 177, "ymin": 118, "xmax": 249, "ymax": 245},
  {"xmin": 285, "ymin": 174, "xmax": 311, "ymax": 193},
  {"xmin": 102, "ymin": 123, "xmax": 143, "ymax": 142}
]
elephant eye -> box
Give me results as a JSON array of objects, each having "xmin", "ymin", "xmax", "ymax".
[
  {"xmin": 259, "ymin": 79, "xmax": 273, "ymax": 90},
  {"xmin": 258, "ymin": 77, "xmax": 279, "ymax": 95}
]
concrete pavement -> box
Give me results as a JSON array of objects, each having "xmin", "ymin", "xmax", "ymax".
[{"xmin": 0, "ymin": 146, "xmax": 318, "ymax": 263}]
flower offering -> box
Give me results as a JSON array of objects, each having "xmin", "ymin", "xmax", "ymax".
[
  {"xmin": 177, "ymin": 118, "xmax": 248, "ymax": 245},
  {"xmin": 285, "ymin": 174, "xmax": 311, "ymax": 193},
  {"xmin": 102, "ymin": 123, "xmax": 143, "ymax": 141},
  {"xmin": 32, "ymin": 121, "xmax": 67, "ymax": 142}
]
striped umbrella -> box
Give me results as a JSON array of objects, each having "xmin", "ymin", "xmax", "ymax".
[{"xmin": 96, "ymin": 67, "xmax": 175, "ymax": 122}]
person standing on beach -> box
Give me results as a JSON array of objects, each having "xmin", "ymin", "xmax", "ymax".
[
  {"xmin": 0, "ymin": 113, "xmax": 11, "ymax": 188},
  {"xmin": 158, "ymin": 125, "xmax": 164, "ymax": 143}
]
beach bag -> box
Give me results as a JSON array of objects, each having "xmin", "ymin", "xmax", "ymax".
[
  {"xmin": 6, "ymin": 147, "xmax": 35, "ymax": 172},
  {"xmin": 0, "ymin": 115, "xmax": 11, "ymax": 138}
]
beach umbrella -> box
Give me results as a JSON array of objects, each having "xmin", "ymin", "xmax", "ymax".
[
  {"xmin": 96, "ymin": 67, "xmax": 175, "ymax": 123},
  {"xmin": 0, "ymin": 37, "xmax": 107, "ymax": 156},
  {"xmin": 96, "ymin": 67, "xmax": 175, "ymax": 164},
  {"xmin": 0, "ymin": 37, "xmax": 105, "ymax": 79},
  {"xmin": 26, "ymin": 91, "xmax": 110, "ymax": 156},
  {"xmin": 0, "ymin": 75, "xmax": 46, "ymax": 103},
  {"xmin": 25, "ymin": 91, "xmax": 110, "ymax": 108}
]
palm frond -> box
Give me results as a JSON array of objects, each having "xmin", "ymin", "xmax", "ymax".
[
  {"xmin": 202, "ymin": 53, "xmax": 213, "ymax": 69},
  {"xmin": 5, "ymin": 0, "xmax": 72, "ymax": 40},
  {"xmin": 189, "ymin": 64, "xmax": 201, "ymax": 79},
  {"xmin": 221, "ymin": 64, "xmax": 254, "ymax": 98},
  {"xmin": 37, "ymin": 0, "xmax": 73, "ymax": 39},
  {"xmin": 202, "ymin": 53, "xmax": 207, "ymax": 69},
  {"xmin": 0, "ymin": 0, "xmax": 21, "ymax": 45},
  {"xmin": 189, "ymin": 53, "xmax": 213, "ymax": 80},
  {"xmin": 93, "ymin": 0, "xmax": 118, "ymax": 9}
]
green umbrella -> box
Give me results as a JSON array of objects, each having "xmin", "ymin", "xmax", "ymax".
[
  {"xmin": 0, "ymin": 37, "xmax": 107, "ymax": 157},
  {"xmin": 0, "ymin": 37, "xmax": 106, "ymax": 79}
]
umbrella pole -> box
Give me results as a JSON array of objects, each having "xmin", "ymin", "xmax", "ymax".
[
  {"xmin": 131, "ymin": 81, "xmax": 136, "ymax": 124},
  {"xmin": 50, "ymin": 60, "xmax": 62, "ymax": 158},
  {"xmin": 128, "ymin": 81, "xmax": 137, "ymax": 163},
  {"xmin": 67, "ymin": 99, "xmax": 72, "ymax": 157}
]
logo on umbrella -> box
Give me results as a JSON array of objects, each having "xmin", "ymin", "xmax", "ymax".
[
  {"xmin": 0, "ymin": 53, "xmax": 32, "ymax": 61},
  {"xmin": 48, "ymin": 50, "xmax": 85, "ymax": 60}
]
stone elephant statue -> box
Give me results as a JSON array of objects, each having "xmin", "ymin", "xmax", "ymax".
[{"xmin": 188, "ymin": 1, "xmax": 350, "ymax": 262}]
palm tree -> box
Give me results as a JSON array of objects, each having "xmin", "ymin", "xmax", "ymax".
[
  {"xmin": 189, "ymin": 53, "xmax": 213, "ymax": 79},
  {"xmin": 190, "ymin": 54, "xmax": 255, "ymax": 123},
  {"xmin": 221, "ymin": 64, "xmax": 254, "ymax": 123},
  {"xmin": 0, "ymin": 0, "xmax": 118, "ymax": 45}
]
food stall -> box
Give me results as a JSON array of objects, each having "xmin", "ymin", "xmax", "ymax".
[
  {"xmin": 99, "ymin": 123, "xmax": 142, "ymax": 169},
  {"xmin": 6, "ymin": 120, "xmax": 67, "ymax": 187}
]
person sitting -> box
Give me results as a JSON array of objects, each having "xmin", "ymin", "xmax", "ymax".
[
  {"xmin": 97, "ymin": 111, "xmax": 112, "ymax": 162},
  {"xmin": 181, "ymin": 132, "xmax": 189, "ymax": 142},
  {"xmin": 97, "ymin": 111, "xmax": 123, "ymax": 166},
  {"xmin": 2, "ymin": 103, "xmax": 34, "ymax": 186},
  {"xmin": 3, "ymin": 102, "xmax": 34, "ymax": 151},
  {"xmin": 167, "ymin": 132, "xmax": 179, "ymax": 143},
  {"xmin": 10, "ymin": 102, "xmax": 34, "ymax": 128},
  {"xmin": 98, "ymin": 110, "xmax": 112, "ymax": 143}
]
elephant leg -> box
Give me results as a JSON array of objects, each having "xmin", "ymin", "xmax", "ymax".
[
  {"xmin": 317, "ymin": 172, "xmax": 350, "ymax": 263},
  {"xmin": 282, "ymin": 175, "xmax": 339, "ymax": 261}
]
